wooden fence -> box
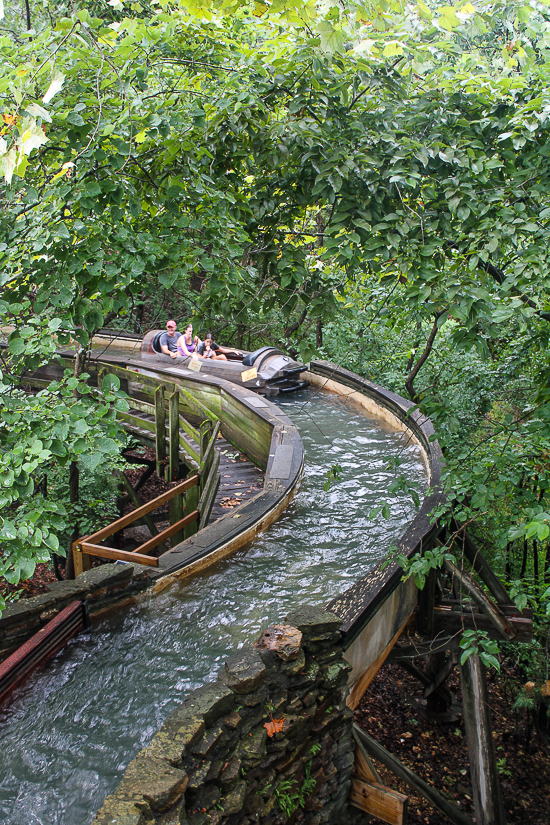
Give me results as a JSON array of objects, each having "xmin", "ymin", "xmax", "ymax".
[{"xmin": 69, "ymin": 363, "xmax": 222, "ymax": 574}]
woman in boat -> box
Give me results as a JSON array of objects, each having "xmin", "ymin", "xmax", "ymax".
[{"xmin": 176, "ymin": 323, "xmax": 200, "ymax": 359}]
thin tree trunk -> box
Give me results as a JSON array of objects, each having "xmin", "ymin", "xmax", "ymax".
[
  {"xmin": 405, "ymin": 311, "xmax": 445, "ymax": 403},
  {"xmin": 533, "ymin": 538, "xmax": 539, "ymax": 586},
  {"xmin": 520, "ymin": 537, "xmax": 528, "ymax": 579},
  {"xmin": 406, "ymin": 317, "xmax": 423, "ymax": 373},
  {"xmin": 545, "ymin": 542, "xmax": 550, "ymax": 584},
  {"xmin": 24, "ymin": 0, "xmax": 31, "ymax": 30},
  {"xmin": 64, "ymin": 345, "xmax": 87, "ymax": 579},
  {"xmin": 316, "ymin": 317, "xmax": 323, "ymax": 348}
]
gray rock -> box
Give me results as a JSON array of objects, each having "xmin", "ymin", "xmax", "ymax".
[
  {"xmin": 219, "ymin": 648, "xmax": 266, "ymax": 694},
  {"xmin": 285, "ymin": 607, "xmax": 342, "ymax": 639}
]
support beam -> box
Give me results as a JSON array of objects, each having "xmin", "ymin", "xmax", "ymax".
[
  {"xmin": 118, "ymin": 472, "xmax": 162, "ymax": 547},
  {"xmin": 353, "ymin": 725, "xmax": 474, "ymax": 825},
  {"xmin": 168, "ymin": 391, "xmax": 180, "ymax": 482},
  {"xmin": 417, "ymin": 566, "xmax": 436, "ymax": 637},
  {"xmin": 154, "ymin": 384, "xmax": 166, "ymax": 477},
  {"xmin": 442, "ymin": 558, "xmax": 516, "ymax": 640},
  {"xmin": 460, "ymin": 654, "xmax": 507, "ymax": 825},
  {"xmin": 424, "ymin": 653, "xmax": 456, "ymax": 698},
  {"xmin": 451, "ymin": 521, "xmax": 512, "ymax": 606},
  {"xmin": 184, "ymin": 481, "xmax": 200, "ymax": 540}
]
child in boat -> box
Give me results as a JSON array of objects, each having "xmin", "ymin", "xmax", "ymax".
[
  {"xmin": 176, "ymin": 323, "xmax": 200, "ymax": 359},
  {"xmin": 196, "ymin": 332, "xmax": 228, "ymax": 361}
]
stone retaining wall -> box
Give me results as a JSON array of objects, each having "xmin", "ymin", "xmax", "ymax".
[
  {"xmin": 0, "ymin": 563, "xmax": 151, "ymax": 657},
  {"xmin": 92, "ymin": 607, "xmax": 355, "ymax": 825}
]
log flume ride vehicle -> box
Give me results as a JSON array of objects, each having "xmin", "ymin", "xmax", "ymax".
[{"xmin": 139, "ymin": 330, "xmax": 310, "ymax": 396}]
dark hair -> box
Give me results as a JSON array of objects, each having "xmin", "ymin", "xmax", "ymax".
[{"xmin": 205, "ymin": 332, "xmax": 213, "ymax": 340}]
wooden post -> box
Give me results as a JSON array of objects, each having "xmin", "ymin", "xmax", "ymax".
[
  {"xmin": 72, "ymin": 537, "xmax": 91, "ymax": 578},
  {"xmin": 169, "ymin": 493, "xmax": 185, "ymax": 547},
  {"xmin": 199, "ymin": 419, "xmax": 212, "ymax": 464},
  {"xmin": 155, "ymin": 385, "xmax": 166, "ymax": 477},
  {"xmin": 417, "ymin": 565, "xmax": 436, "ymax": 637},
  {"xmin": 460, "ymin": 654, "xmax": 507, "ymax": 825},
  {"xmin": 168, "ymin": 391, "xmax": 180, "ymax": 482},
  {"xmin": 184, "ymin": 481, "xmax": 200, "ymax": 539}
]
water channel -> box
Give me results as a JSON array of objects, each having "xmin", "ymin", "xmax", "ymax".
[{"xmin": 0, "ymin": 388, "xmax": 428, "ymax": 825}]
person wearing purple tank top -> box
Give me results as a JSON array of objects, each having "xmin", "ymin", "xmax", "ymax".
[{"xmin": 177, "ymin": 323, "xmax": 200, "ymax": 358}]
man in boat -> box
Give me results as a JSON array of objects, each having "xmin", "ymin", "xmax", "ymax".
[
  {"xmin": 196, "ymin": 332, "xmax": 241, "ymax": 361},
  {"xmin": 159, "ymin": 320, "xmax": 180, "ymax": 359}
]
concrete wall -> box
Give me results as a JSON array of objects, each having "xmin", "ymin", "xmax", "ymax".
[{"xmin": 0, "ymin": 563, "xmax": 150, "ymax": 658}]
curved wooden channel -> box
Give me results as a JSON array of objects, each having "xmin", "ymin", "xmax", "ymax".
[{"xmin": 305, "ymin": 360, "xmax": 445, "ymax": 709}]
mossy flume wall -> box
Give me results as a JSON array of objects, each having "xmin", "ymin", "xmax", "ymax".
[{"xmin": 92, "ymin": 607, "xmax": 355, "ymax": 825}]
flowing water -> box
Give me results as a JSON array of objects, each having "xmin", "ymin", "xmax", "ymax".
[{"xmin": 0, "ymin": 388, "xmax": 428, "ymax": 825}]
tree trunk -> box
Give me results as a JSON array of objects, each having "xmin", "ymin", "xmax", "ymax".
[
  {"xmin": 520, "ymin": 537, "xmax": 528, "ymax": 579},
  {"xmin": 65, "ymin": 344, "xmax": 87, "ymax": 580},
  {"xmin": 316, "ymin": 317, "xmax": 323, "ymax": 348},
  {"xmin": 405, "ymin": 311, "xmax": 444, "ymax": 403},
  {"xmin": 65, "ymin": 460, "xmax": 79, "ymax": 580}
]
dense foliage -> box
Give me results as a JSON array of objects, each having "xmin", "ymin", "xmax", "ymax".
[{"xmin": 1, "ymin": 0, "xmax": 550, "ymax": 692}]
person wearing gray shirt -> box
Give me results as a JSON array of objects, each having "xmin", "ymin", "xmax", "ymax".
[{"xmin": 159, "ymin": 320, "xmax": 180, "ymax": 358}]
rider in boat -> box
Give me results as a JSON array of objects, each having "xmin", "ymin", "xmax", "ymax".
[
  {"xmin": 176, "ymin": 323, "xmax": 200, "ymax": 359},
  {"xmin": 196, "ymin": 332, "xmax": 230, "ymax": 361},
  {"xmin": 159, "ymin": 320, "xmax": 180, "ymax": 359}
]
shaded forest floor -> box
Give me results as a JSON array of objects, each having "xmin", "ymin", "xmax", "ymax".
[{"xmin": 354, "ymin": 661, "xmax": 550, "ymax": 825}]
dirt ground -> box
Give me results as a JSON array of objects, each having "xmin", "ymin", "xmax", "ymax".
[{"xmin": 354, "ymin": 660, "xmax": 550, "ymax": 825}]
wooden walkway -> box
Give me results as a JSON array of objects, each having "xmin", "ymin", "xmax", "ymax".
[
  {"xmin": 210, "ymin": 436, "xmax": 264, "ymax": 523},
  {"xmin": 119, "ymin": 404, "xmax": 264, "ymax": 533}
]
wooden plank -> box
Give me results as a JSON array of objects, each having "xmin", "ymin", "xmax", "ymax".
[
  {"xmin": 353, "ymin": 725, "xmax": 474, "ymax": 825},
  {"xmin": 350, "ymin": 777, "xmax": 408, "ymax": 825},
  {"xmin": 79, "ymin": 475, "xmax": 199, "ymax": 545},
  {"xmin": 200, "ymin": 423, "xmax": 220, "ymax": 479},
  {"xmin": 443, "ymin": 557, "xmax": 515, "ymax": 640},
  {"xmin": 417, "ymin": 566, "xmax": 436, "ymax": 637},
  {"xmin": 118, "ymin": 471, "xmax": 160, "ymax": 543},
  {"xmin": 177, "ymin": 386, "xmax": 218, "ymax": 422},
  {"xmin": 178, "ymin": 428, "xmax": 200, "ymax": 465},
  {"xmin": 169, "ymin": 392, "xmax": 180, "ymax": 482},
  {"xmin": 117, "ymin": 410, "xmax": 156, "ymax": 433},
  {"xmin": 423, "ymin": 653, "xmax": 456, "ymax": 698},
  {"xmin": 79, "ymin": 543, "xmax": 159, "ymax": 567},
  {"xmin": 184, "ymin": 482, "xmax": 200, "ymax": 540},
  {"xmin": 388, "ymin": 636, "xmax": 461, "ymax": 662},
  {"xmin": 72, "ymin": 537, "xmax": 87, "ymax": 578},
  {"xmin": 460, "ymin": 654, "xmax": 507, "ymax": 825},
  {"xmin": 155, "ymin": 385, "xmax": 166, "ymax": 476},
  {"xmin": 138, "ymin": 511, "xmax": 199, "ymax": 555},
  {"xmin": 354, "ymin": 735, "xmax": 381, "ymax": 783},
  {"xmin": 198, "ymin": 453, "xmax": 221, "ymax": 529},
  {"xmin": 177, "ymin": 413, "xmax": 200, "ymax": 446},
  {"xmin": 348, "ymin": 612, "xmax": 412, "ymax": 709},
  {"xmin": 451, "ymin": 521, "xmax": 512, "ymax": 606},
  {"xmin": 432, "ymin": 607, "xmax": 532, "ymax": 642},
  {"xmin": 169, "ymin": 493, "xmax": 185, "ymax": 548},
  {"xmin": 200, "ymin": 419, "xmax": 212, "ymax": 462}
]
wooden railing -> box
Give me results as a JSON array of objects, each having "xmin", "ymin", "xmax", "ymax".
[
  {"xmin": 68, "ymin": 362, "xmax": 222, "ymax": 574},
  {"xmin": 73, "ymin": 476, "xmax": 200, "ymax": 572}
]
